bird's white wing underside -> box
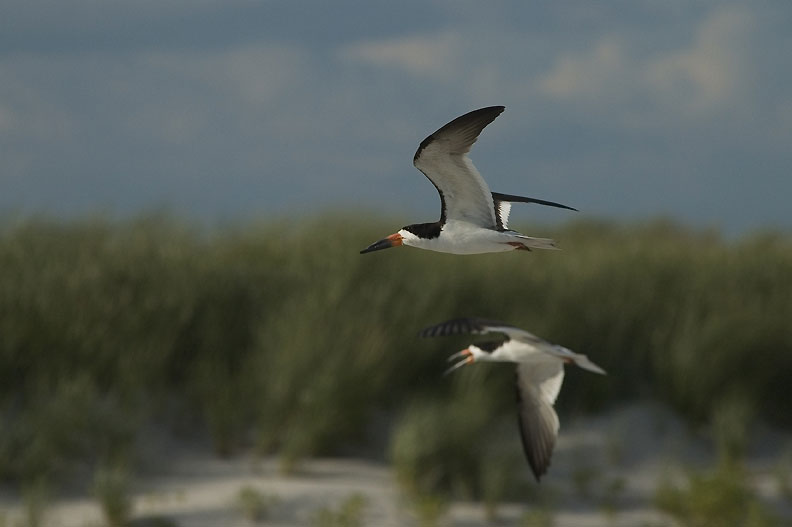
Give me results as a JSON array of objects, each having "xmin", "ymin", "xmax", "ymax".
[
  {"xmin": 519, "ymin": 358, "xmax": 565, "ymax": 405},
  {"xmin": 413, "ymin": 106, "xmax": 504, "ymax": 228},
  {"xmin": 515, "ymin": 359, "xmax": 564, "ymax": 480},
  {"xmin": 416, "ymin": 147, "xmax": 496, "ymax": 227}
]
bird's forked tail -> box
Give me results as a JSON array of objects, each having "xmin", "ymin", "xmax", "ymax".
[{"xmin": 509, "ymin": 234, "xmax": 560, "ymax": 251}]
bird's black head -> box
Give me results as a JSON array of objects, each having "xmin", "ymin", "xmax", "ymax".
[
  {"xmin": 475, "ymin": 340, "xmax": 506, "ymax": 353},
  {"xmin": 402, "ymin": 221, "xmax": 442, "ymax": 240}
]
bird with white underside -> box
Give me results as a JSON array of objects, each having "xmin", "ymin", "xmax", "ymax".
[
  {"xmin": 420, "ymin": 317, "xmax": 606, "ymax": 481},
  {"xmin": 360, "ymin": 106, "xmax": 576, "ymax": 255}
]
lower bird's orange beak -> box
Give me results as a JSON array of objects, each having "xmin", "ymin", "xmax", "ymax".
[
  {"xmin": 444, "ymin": 348, "xmax": 474, "ymax": 376},
  {"xmin": 360, "ymin": 233, "xmax": 403, "ymax": 254}
]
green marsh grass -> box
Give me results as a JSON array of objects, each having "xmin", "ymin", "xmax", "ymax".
[{"xmin": 0, "ymin": 215, "xmax": 790, "ymax": 503}]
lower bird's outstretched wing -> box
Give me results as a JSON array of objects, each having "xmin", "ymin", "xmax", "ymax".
[
  {"xmin": 419, "ymin": 317, "xmax": 545, "ymax": 345},
  {"xmin": 515, "ymin": 359, "xmax": 564, "ymax": 481}
]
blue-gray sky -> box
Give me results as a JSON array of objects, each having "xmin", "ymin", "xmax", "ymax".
[{"xmin": 2, "ymin": 1, "xmax": 791, "ymax": 233}]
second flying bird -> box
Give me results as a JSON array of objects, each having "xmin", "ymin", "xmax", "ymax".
[
  {"xmin": 361, "ymin": 106, "xmax": 576, "ymax": 255},
  {"xmin": 421, "ymin": 317, "xmax": 606, "ymax": 481}
]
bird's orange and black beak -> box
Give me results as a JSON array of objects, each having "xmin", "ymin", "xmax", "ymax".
[
  {"xmin": 444, "ymin": 349, "xmax": 474, "ymax": 376},
  {"xmin": 360, "ymin": 233, "xmax": 403, "ymax": 254}
]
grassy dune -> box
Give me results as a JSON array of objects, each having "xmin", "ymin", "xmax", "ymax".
[{"xmin": 0, "ymin": 215, "xmax": 790, "ymax": 501}]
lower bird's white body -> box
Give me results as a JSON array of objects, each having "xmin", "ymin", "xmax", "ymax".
[
  {"xmin": 482, "ymin": 339, "xmax": 544, "ymax": 362},
  {"xmin": 399, "ymin": 220, "xmax": 559, "ymax": 255},
  {"xmin": 454, "ymin": 339, "xmax": 605, "ymax": 376}
]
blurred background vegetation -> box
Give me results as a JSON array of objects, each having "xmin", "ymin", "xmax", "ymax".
[{"xmin": 1, "ymin": 214, "xmax": 790, "ymax": 508}]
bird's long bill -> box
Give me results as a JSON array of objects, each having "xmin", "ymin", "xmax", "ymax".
[
  {"xmin": 443, "ymin": 349, "xmax": 473, "ymax": 376},
  {"xmin": 360, "ymin": 233, "xmax": 403, "ymax": 254}
]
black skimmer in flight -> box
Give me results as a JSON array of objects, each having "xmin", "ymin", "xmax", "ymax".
[
  {"xmin": 360, "ymin": 106, "xmax": 576, "ymax": 255},
  {"xmin": 420, "ymin": 317, "xmax": 606, "ymax": 481}
]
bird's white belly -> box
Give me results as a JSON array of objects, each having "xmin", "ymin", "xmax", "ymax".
[{"xmin": 410, "ymin": 221, "xmax": 516, "ymax": 255}]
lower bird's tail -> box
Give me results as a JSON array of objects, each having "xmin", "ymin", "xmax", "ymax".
[
  {"xmin": 572, "ymin": 354, "xmax": 607, "ymax": 375},
  {"xmin": 552, "ymin": 345, "xmax": 607, "ymax": 374}
]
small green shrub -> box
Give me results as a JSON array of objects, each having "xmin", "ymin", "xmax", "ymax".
[
  {"xmin": 131, "ymin": 517, "xmax": 180, "ymax": 527},
  {"xmin": 570, "ymin": 457, "xmax": 601, "ymax": 500},
  {"xmin": 21, "ymin": 478, "xmax": 49, "ymax": 527},
  {"xmin": 711, "ymin": 394, "xmax": 754, "ymax": 464},
  {"xmin": 93, "ymin": 463, "xmax": 132, "ymax": 527},
  {"xmin": 389, "ymin": 371, "xmax": 508, "ymax": 499},
  {"xmin": 521, "ymin": 506, "xmax": 555, "ymax": 527},
  {"xmin": 600, "ymin": 476, "xmax": 626, "ymax": 517},
  {"xmin": 654, "ymin": 463, "xmax": 777, "ymax": 527},
  {"xmin": 774, "ymin": 446, "xmax": 792, "ymax": 502},
  {"xmin": 310, "ymin": 493, "xmax": 367, "ymax": 527},
  {"xmin": 234, "ymin": 485, "xmax": 279, "ymax": 523},
  {"xmin": 481, "ymin": 447, "xmax": 524, "ymax": 522},
  {"xmin": 409, "ymin": 494, "xmax": 448, "ymax": 527}
]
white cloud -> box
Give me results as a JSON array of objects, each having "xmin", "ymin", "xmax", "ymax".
[
  {"xmin": 339, "ymin": 32, "xmax": 463, "ymax": 80},
  {"xmin": 0, "ymin": 41, "xmax": 313, "ymax": 150},
  {"xmin": 538, "ymin": 38, "xmax": 629, "ymax": 101},
  {"xmin": 0, "ymin": 104, "xmax": 15, "ymax": 135},
  {"xmin": 1, "ymin": 1, "xmax": 790, "ymax": 232},
  {"xmin": 537, "ymin": 6, "xmax": 757, "ymax": 117},
  {"xmin": 139, "ymin": 43, "xmax": 309, "ymax": 108},
  {"xmin": 0, "ymin": 60, "xmax": 79, "ymax": 142},
  {"xmin": 646, "ymin": 6, "xmax": 754, "ymax": 112}
]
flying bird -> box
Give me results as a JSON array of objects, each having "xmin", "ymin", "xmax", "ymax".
[
  {"xmin": 360, "ymin": 106, "xmax": 576, "ymax": 255},
  {"xmin": 420, "ymin": 317, "xmax": 606, "ymax": 481}
]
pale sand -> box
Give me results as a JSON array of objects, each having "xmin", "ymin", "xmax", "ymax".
[{"xmin": 2, "ymin": 402, "xmax": 790, "ymax": 526}]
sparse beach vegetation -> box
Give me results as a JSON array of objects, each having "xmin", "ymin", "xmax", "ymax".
[{"xmin": 0, "ymin": 214, "xmax": 790, "ymax": 522}]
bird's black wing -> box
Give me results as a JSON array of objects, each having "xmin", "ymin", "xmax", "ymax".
[
  {"xmin": 491, "ymin": 192, "xmax": 577, "ymax": 212},
  {"xmin": 418, "ymin": 317, "xmax": 516, "ymax": 338}
]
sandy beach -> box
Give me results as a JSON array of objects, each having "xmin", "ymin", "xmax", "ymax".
[{"xmin": 3, "ymin": 402, "xmax": 790, "ymax": 526}]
